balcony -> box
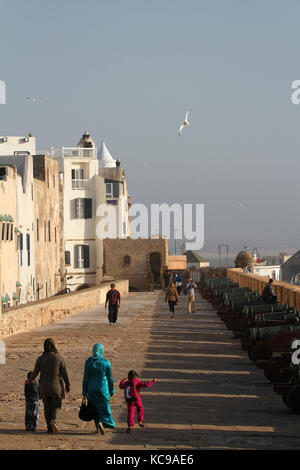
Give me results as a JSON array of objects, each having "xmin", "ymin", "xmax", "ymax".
[
  {"xmin": 72, "ymin": 179, "xmax": 90, "ymax": 190},
  {"xmin": 62, "ymin": 147, "xmax": 97, "ymax": 159}
]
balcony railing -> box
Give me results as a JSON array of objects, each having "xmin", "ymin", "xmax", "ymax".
[
  {"xmin": 72, "ymin": 179, "xmax": 90, "ymax": 190},
  {"xmin": 62, "ymin": 147, "xmax": 97, "ymax": 159}
]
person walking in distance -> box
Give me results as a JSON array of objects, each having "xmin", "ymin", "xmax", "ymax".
[
  {"xmin": 185, "ymin": 277, "xmax": 197, "ymax": 314},
  {"xmin": 105, "ymin": 283, "xmax": 121, "ymax": 326},
  {"xmin": 175, "ymin": 273, "xmax": 183, "ymax": 295},
  {"xmin": 165, "ymin": 280, "xmax": 179, "ymax": 318}
]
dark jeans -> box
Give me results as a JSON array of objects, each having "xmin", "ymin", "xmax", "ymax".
[
  {"xmin": 263, "ymin": 295, "xmax": 277, "ymax": 305},
  {"xmin": 108, "ymin": 304, "xmax": 119, "ymax": 324},
  {"xmin": 168, "ymin": 301, "xmax": 176, "ymax": 313},
  {"xmin": 25, "ymin": 400, "xmax": 39, "ymax": 431},
  {"xmin": 176, "ymin": 285, "xmax": 181, "ymax": 295}
]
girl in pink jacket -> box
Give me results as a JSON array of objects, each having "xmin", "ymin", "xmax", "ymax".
[{"xmin": 119, "ymin": 370, "xmax": 156, "ymax": 433}]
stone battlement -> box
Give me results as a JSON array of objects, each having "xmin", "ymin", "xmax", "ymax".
[
  {"xmin": 0, "ymin": 279, "xmax": 129, "ymax": 339},
  {"xmin": 226, "ymin": 268, "xmax": 300, "ymax": 310}
]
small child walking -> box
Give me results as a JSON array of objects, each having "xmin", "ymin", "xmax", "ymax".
[
  {"xmin": 119, "ymin": 370, "xmax": 156, "ymax": 433},
  {"xmin": 24, "ymin": 371, "xmax": 40, "ymax": 432}
]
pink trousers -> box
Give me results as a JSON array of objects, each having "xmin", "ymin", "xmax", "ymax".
[{"xmin": 127, "ymin": 401, "xmax": 144, "ymax": 427}]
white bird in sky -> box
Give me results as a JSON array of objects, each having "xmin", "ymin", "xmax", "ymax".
[
  {"xmin": 179, "ymin": 109, "xmax": 191, "ymax": 136},
  {"xmin": 26, "ymin": 96, "xmax": 41, "ymax": 103},
  {"xmin": 236, "ymin": 200, "xmax": 245, "ymax": 210}
]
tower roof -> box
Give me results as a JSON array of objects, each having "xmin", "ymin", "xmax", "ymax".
[
  {"xmin": 77, "ymin": 131, "xmax": 95, "ymax": 148},
  {"xmin": 97, "ymin": 141, "xmax": 116, "ymax": 168}
]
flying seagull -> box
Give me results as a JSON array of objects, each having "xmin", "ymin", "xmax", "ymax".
[
  {"xmin": 26, "ymin": 97, "xmax": 41, "ymax": 103},
  {"xmin": 236, "ymin": 200, "xmax": 245, "ymax": 210},
  {"xmin": 179, "ymin": 109, "xmax": 191, "ymax": 136}
]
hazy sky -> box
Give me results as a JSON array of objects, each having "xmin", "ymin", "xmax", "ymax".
[{"xmin": 1, "ymin": 0, "xmax": 300, "ymax": 251}]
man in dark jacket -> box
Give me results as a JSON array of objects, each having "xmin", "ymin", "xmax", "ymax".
[
  {"xmin": 105, "ymin": 283, "xmax": 121, "ymax": 326},
  {"xmin": 262, "ymin": 279, "xmax": 277, "ymax": 304}
]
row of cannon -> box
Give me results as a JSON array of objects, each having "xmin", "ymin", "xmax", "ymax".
[{"xmin": 200, "ymin": 277, "xmax": 300, "ymax": 413}]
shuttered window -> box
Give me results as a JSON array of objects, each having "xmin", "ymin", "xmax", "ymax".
[
  {"xmin": 65, "ymin": 251, "xmax": 71, "ymax": 266},
  {"xmin": 19, "ymin": 233, "xmax": 23, "ymax": 266},
  {"xmin": 26, "ymin": 234, "xmax": 30, "ymax": 266},
  {"xmin": 74, "ymin": 198, "xmax": 92, "ymax": 219},
  {"xmin": 74, "ymin": 245, "xmax": 90, "ymax": 268}
]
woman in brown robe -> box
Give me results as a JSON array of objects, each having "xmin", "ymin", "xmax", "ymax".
[{"xmin": 29, "ymin": 338, "xmax": 70, "ymax": 433}]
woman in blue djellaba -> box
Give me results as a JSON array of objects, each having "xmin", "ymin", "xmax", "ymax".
[{"xmin": 82, "ymin": 343, "xmax": 115, "ymax": 434}]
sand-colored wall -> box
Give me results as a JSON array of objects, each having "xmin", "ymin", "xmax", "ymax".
[
  {"xmin": 226, "ymin": 268, "xmax": 300, "ymax": 310},
  {"xmin": 0, "ymin": 279, "xmax": 128, "ymax": 339},
  {"xmin": 0, "ymin": 166, "xmax": 19, "ymax": 307},
  {"xmin": 33, "ymin": 155, "xmax": 61, "ymax": 299},
  {"xmin": 103, "ymin": 238, "xmax": 168, "ymax": 291}
]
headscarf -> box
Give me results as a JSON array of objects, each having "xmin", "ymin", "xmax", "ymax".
[
  {"xmin": 91, "ymin": 343, "xmax": 104, "ymax": 369},
  {"xmin": 43, "ymin": 338, "xmax": 58, "ymax": 354}
]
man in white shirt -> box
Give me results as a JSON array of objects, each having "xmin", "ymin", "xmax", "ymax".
[{"xmin": 185, "ymin": 278, "xmax": 197, "ymax": 314}]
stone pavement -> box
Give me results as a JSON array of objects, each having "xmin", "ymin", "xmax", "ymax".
[{"xmin": 0, "ymin": 290, "xmax": 300, "ymax": 449}]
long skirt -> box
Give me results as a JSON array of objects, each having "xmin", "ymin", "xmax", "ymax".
[{"xmin": 88, "ymin": 390, "xmax": 115, "ymax": 429}]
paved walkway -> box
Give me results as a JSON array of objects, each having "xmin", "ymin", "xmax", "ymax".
[{"xmin": 0, "ymin": 291, "xmax": 300, "ymax": 449}]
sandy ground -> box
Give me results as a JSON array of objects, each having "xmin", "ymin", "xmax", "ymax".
[{"xmin": 0, "ymin": 290, "xmax": 300, "ymax": 450}]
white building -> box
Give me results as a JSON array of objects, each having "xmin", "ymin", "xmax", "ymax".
[
  {"xmin": 98, "ymin": 141, "xmax": 131, "ymax": 240},
  {"xmin": 252, "ymin": 265, "xmax": 281, "ymax": 280},
  {"xmin": 0, "ymin": 135, "xmax": 36, "ymax": 156},
  {"xmin": 55, "ymin": 132, "xmax": 130, "ymax": 291}
]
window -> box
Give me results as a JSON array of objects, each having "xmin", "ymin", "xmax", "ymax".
[
  {"xmin": 1, "ymin": 223, "xmax": 5, "ymax": 240},
  {"xmin": 55, "ymin": 227, "xmax": 57, "ymax": 243},
  {"xmin": 10, "ymin": 224, "xmax": 13, "ymax": 241},
  {"xmin": 105, "ymin": 182, "xmax": 113, "ymax": 198},
  {"xmin": 47, "ymin": 168, "xmax": 50, "ymax": 189},
  {"xmin": 36, "ymin": 219, "xmax": 39, "ymax": 241},
  {"xmin": 65, "ymin": 251, "xmax": 71, "ymax": 266},
  {"xmin": 75, "ymin": 198, "xmax": 92, "ymax": 219},
  {"xmin": 48, "ymin": 221, "xmax": 51, "ymax": 242},
  {"xmin": 44, "ymin": 221, "xmax": 46, "ymax": 242},
  {"xmin": 71, "ymin": 169, "xmax": 85, "ymax": 189},
  {"xmin": 26, "ymin": 234, "xmax": 30, "ymax": 266},
  {"xmin": 19, "ymin": 233, "xmax": 23, "ymax": 266},
  {"xmin": 53, "ymin": 174, "xmax": 55, "ymax": 188},
  {"xmin": 72, "ymin": 169, "xmax": 84, "ymax": 180},
  {"xmin": 6, "ymin": 223, "xmax": 9, "ymax": 241},
  {"xmin": 74, "ymin": 245, "xmax": 89, "ymax": 268},
  {"xmin": 105, "ymin": 180, "xmax": 120, "ymax": 198},
  {"xmin": 124, "ymin": 255, "xmax": 131, "ymax": 265}
]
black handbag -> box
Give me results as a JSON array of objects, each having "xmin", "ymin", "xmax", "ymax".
[{"xmin": 78, "ymin": 396, "xmax": 97, "ymax": 422}]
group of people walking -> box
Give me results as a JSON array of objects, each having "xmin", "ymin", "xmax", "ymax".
[
  {"xmin": 165, "ymin": 273, "xmax": 197, "ymax": 318},
  {"xmin": 24, "ymin": 276, "xmax": 197, "ymax": 434},
  {"xmin": 25, "ymin": 338, "xmax": 156, "ymax": 435}
]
